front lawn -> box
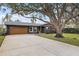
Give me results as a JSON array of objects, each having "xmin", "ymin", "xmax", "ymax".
[
  {"xmin": 0, "ymin": 36, "xmax": 5, "ymax": 46},
  {"xmin": 39, "ymin": 33, "xmax": 79, "ymax": 46}
]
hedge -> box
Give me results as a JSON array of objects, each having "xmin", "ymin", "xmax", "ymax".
[
  {"xmin": 63, "ymin": 28, "xmax": 79, "ymax": 34},
  {"xmin": 44, "ymin": 28, "xmax": 79, "ymax": 34}
]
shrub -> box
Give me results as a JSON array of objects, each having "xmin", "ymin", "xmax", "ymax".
[{"xmin": 44, "ymin": 28, "xmax": 56, "ymax": 34}]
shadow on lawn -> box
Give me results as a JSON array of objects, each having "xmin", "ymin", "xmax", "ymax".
[{"xmin": 38, "ymin": 33, "xmax": 79, "ymax": 46}]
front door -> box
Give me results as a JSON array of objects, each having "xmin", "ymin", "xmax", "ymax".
[{"xmin": 29, "ymin": 27, "xmax": 37, "ymax": 33}]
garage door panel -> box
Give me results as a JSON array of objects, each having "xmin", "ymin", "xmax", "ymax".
[{"xmin": 9, "ymin": 26, "xmax": 28, "ymax": 34}]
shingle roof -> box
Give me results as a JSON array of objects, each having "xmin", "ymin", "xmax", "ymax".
[{"xmin": 5, "ymin": 21, "xmax": 44, "ymax": 26}]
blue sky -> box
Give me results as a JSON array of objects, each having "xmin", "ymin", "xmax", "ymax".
[{"xmin": 0, "ymin": 6, "xmax": 49, "ymax": 24}]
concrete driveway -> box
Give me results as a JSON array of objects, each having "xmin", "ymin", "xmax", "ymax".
[{"xmin": 0, "ymin": 34, "xmax": 79, "ymax": 56}]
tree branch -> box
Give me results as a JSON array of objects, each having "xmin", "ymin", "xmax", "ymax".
[
  {"xmin": 65, "ymin": 14, "xmax": 79, "ymax": 24},
  {"xmin": 21, "ymin": 15, "xmax": 51, "ymax": 24}
]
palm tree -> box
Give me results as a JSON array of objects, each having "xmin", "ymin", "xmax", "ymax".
[
  {"xmin": 2, "ymin": 13, "xmax": 12, "ymax": 32},
  {"xmin": 31, "ymin": 14, "xmax": 37, "ymax": 24},
  {"xmin": 3, "ymin": 13, "xmax": 12, "ymax": 22}
]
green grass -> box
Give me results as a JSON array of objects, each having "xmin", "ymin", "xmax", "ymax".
[
  {"xmin": 0, "ymin": 36, "xmax": 5, "ymax": 46},
  {"xmin": 39, "ymin": 33, "xmax": 79, "ymax": 46}
]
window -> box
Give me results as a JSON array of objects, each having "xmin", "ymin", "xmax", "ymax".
[
  {"xmin": 29, "ymin": 27, "xmax": 37, "ymax": 32},
  {"xmin": 29, "ymin": 27, "xmax": 32, "ymax": 32},
  {"xmin": 33, "ymin": 27, "xmax": 37, "ymax": 32},
  {"xmin": 46, "ymin": 27, "xmax": 49, "ymax": 29}
]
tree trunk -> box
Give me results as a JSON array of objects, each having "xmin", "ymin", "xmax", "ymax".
[
  {"xmin": 54, "ymin": 27, "xmax": 64, "ymax": 38},
  {"xmin": 49, "ymin": 17, "xmax": 64, "ymax": 38}
]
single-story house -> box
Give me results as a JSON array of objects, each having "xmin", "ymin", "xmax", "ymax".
[
  {"xmin": 5, "ymin": 22, "xmax": 46, "ymax": 35},
  {"xmin": 4, "ymin": 21, "xmax": 78, "ymax": 35}
]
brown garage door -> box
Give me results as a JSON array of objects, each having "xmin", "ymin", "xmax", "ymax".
[{"xmin": 9, "ymin": 26, "xmax": 28, "ymax": 34}]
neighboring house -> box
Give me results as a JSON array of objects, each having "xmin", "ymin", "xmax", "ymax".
[{"xmin": 5, "ymin": 21, "xmax": 45, "ymax": 34}]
